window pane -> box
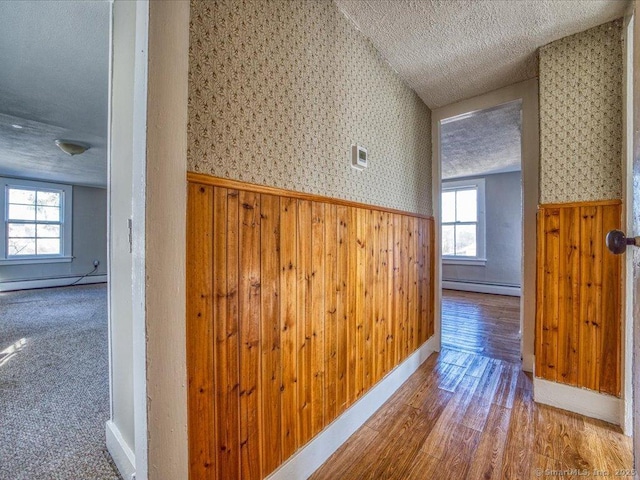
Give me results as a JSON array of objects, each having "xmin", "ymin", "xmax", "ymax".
[
  {"xmin": 442, "ymin": 191, "xmax": 455, "ymax": 223},
  {"xmin": 37, "ymin": 191, "xmax": 61, "ymax": 206},
  {"xmin": 37, "ymin": 238, "xmax": 61, "ymax": 255},
  {"xmin": 8, "ymin": 188, "xmax": 36, "ymax": 205},
  {"xmin": 8, "ymin": 204, "xmax": 36, "ymax": 221},
  {"xmin": 36, "ymin": 206, "xmax": 60, "ymax": 222},
  {"xmin": 8, "ymin": 223, "xmax": 36, "ymax": 238},
  {"xmin": 442, "ymin": 225, "xmax": 455, "ymax": 256},
  {"xmin": 456, "ymin": 224, "xmax": 477, "ymax": 256},
  {"xmin": 37, "ymin": 224, "xmax": 60, "ymax": 238},
  {"xmin": 456, "ymin": 189, "xmax": 477, "ymax": 222},
  {"xmin": 8, "ymin": 238, "xmax": 36, "ymax": 256}
]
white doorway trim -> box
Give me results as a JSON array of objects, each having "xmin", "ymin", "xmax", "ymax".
[
  {"xmin": 431, "ymin": 79, "xmax": 539, "ymax": 372},
  {"xmin": 106, "ymin": 0, "xmax": 150, "ymax": 478},
  {"xmin": 621, "ymin": 5, "xmax": 634, "ymax": 436},
  {"xmin": 131, "ymin": 0, "xmax": 150, "ymax": 477}
]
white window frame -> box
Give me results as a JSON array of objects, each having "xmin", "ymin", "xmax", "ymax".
[
  {"xmin": 442, "ymin": 177, "xmax": 486, "ymax": 266},
  {"xmin": 0, "ymin": 178, "xmax": 73, "ymax": 265}
]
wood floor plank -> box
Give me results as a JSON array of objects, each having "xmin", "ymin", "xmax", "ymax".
[
  {"xmin": 581, "ymin": 417, "xmax": 633, "ymax": 474},
  {"xmin": 421, "ymin": 373, "xmax": 483, "ymax": 459},
  {"xmin": 500, "ymin": 384, "xmax": 535, "ymax": 480},
  {"xmin": 467, "ymin": 404, "xmax": 511, "ymax": 480},
  {"xmin": 441, "ymin": 290, "xmax": 520, "ymax": 363},
  {"xmin": 439, "ymin": 349, "xmax": 473, "ymax": 368},
  {"xmin": 434, "ymin": 423, "xmax": 482, "ymax": 479},
  {"xmin": 466, "ymin": 354, "xmax": 491, "ymax": 378},
  {"xmin": 459, "ymin": 359, "xmax": 504, "ymax": 431},
  {"xmin": 493, "ymin": 362, "xmax": 520, "ymax": 409},
  {"xmin": 311, "ymin": 290, "xmax": 632, "ymax": 480},
  {"xmin": 365, "ymin": 390, "xmax": 452, "ymax": 480},
  {"xmin": 403, "ymin": 451, "xmax": 441, "ymax": 480},
  {"xmin": 308, "ymin": 425, "xmax": 380, "ymax": 480}
]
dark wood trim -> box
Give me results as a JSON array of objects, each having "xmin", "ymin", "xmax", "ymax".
[
  {"xmin": 187, "ymin": 171, "xmax": 433, "ymax": 220},
  {"xmin": 538, "ymin": 199, "xmax": 622, "ymax": 210}
]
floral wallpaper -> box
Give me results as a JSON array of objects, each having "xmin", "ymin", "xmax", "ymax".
[
  {"xmin": 539, "ymin": 19, "xmax": 623, "ymax": 204},
  {"xmin": 187, "ymin": 0, "xmax": 432, "ymax": 215}
]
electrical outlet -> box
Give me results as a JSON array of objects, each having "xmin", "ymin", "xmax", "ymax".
[{"xmin": 93, "ymin": 260, "xmax": 100, "ymax": 267}]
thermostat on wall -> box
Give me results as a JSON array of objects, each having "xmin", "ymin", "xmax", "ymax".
[{"xmin": 351, "ymin": 145, "xmax": 368, "ymax": 170}]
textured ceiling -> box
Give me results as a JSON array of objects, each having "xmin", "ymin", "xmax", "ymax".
[
  {"xmin": 0, "ymin": 1, "xmax": 109, "ymax": 187},
  {"xmin": 441, "ymin": 100, "xmax": 521, "ymax": 180},
  {"xmin": 334, "ymin": 0, "xmax": 628, "ymax": 108}
]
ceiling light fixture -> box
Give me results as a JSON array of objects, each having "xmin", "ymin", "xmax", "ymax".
[{"xmin": 55, "ymin": 139, "xmax": 90, "ymax": 156}]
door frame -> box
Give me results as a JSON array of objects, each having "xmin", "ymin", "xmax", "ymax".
[
  {"xmin": 431, "ymin": 79, "xmax": 539, "ymax": 372},
  {"xmin": 622, "ymin": 3, "xmax": 636, "ymax": 437}
]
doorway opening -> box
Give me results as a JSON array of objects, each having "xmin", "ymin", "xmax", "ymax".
[
  {"xmin": 438, "ymin": 100, "xmax": 523, "ymax": 364},
  {"xmin": 0, "ymin": 0, "xmax": 117, "ymax": 478}
]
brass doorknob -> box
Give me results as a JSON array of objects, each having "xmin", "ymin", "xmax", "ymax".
[{"xmin": 606, "ymin": 230, "xmax": 640, "ymax": 255}]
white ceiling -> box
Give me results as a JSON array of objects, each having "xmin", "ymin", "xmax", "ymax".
[
  {"xmin": 441, "ymin": 100, "xmax": 521, "ymax": 180},
  {"xmin": 335, "ymin": 0, "xmax": 628, "ymax": 108},
  {"xmin": 0, "ymin": 1, "xmax": 110, "ymax": 187}
]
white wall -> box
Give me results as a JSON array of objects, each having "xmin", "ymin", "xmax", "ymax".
[
  {"xmin": 144, "ymin": 1, "xmax": 189, "ymax": 478},
  {"xmin": 0, "ymin": 182, "xmax": 107, "ymax": 289},
  {"xmin": 442, "ymin": 171, "xmax": 522, "ymax": 287}
]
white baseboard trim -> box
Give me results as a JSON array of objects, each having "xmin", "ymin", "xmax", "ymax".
[
  {"xmin": 0, "ymin": 274, "xmax": 107, "ymax": 292},
  {"xmin": 266, "ymin": 336, "xmax": 438, "ymax": 480},
  {"xmin": 442, "ymin": 280, "xmax": 521, "ymax": 297},
  {"xmin": 533, "ymin": 378, "xmax": 621, "ymax": 425},
  {"xmin": 106, "ymin": 420, "xmax": 136, "ymax": 480},
  {"xmin": 522, "ymin": 353, "xmax": 534, "ymax": 373}
]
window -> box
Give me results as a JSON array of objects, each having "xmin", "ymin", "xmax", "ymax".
[
  {"xmin": 1, "ymin": 178, "xmax": 72, "ymax": 264},
  {"xmin": 442, "ymin": 178, "xmax": 485, "ymax": 265}
]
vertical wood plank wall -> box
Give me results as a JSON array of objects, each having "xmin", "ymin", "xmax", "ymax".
[
  {"xmin": 536, "ymin": 200, "xmax": 621, "ymax": 396},
  {"xmin": 186, "ymin": 173, "xmax": 435, "ymax": 480}
]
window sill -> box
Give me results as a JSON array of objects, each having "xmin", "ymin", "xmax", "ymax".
[
  {"xmin": 442, "ymin": 257, "xmax": 487, "ymax": 266},
  {"xmin": 0, "ymin": 256, "xmax": 73, "ymax": 266}
]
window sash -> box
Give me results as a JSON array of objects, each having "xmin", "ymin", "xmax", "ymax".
[
  {"xmin": 443, "ymin": 222, "xmax": 478, "ymax": 257},
  {"xmin": 2, "ymin": 181, "xmax": 71, "ymax": 262},
  {"xmin": 442, "ymin": 186, "xmax": 479, "ymax": 258}
]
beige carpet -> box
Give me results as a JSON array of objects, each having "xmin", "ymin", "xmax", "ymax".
[{"xmin": 0, "ymin": 284, "xmax": 120, "ymax": 480}]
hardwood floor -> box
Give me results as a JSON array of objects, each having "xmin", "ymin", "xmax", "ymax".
[
  {"xmin": 311, "ymin": 349, "xmax": 633, "ymax": 480},
  {"xmin": 442, "ymin": 289, "xmax": 521, "ymax": 363}
]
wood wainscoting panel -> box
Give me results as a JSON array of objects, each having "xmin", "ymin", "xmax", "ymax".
[
  {"xmin": 536, "ymin": 200, "xmax": 621, "ymax": 396},
  {"xmin": 186, "ymin": 174, "xmax": 435, "ymax": 479}
]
